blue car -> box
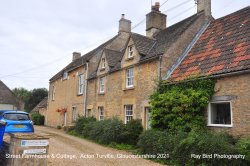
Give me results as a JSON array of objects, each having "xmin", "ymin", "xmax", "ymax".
[{"xmin": 0, "ymin": 110, "xmax": 34, "ymax": 133}]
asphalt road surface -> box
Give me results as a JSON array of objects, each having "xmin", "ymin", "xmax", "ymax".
[{"xmin": 35, "ymin": 126, "xmax": 163, "ymax": 166}]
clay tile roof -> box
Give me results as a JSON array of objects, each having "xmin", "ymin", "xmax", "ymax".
[{"xmin": 170, "ymin": 6, "xmax": 250, "ymax": 81}]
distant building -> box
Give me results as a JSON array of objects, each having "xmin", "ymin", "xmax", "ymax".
[
  {"xmin": 31, "ymin": 97, "xmax": 48, "ymax": 118},
  {"xmin": 0, "ymin": 80, "xmax": 24, "ymax": 110}
]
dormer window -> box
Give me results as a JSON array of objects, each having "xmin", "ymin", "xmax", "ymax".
[
  {"xmin": 63, "ymin": 72, "xmax": 68, "ymax": 80},
  {"xmin": 101, "ymin": 58, "xmax": 106, "ymax": 69},
  {"xmin": 128, "ymin": 45, "xmax": 133, "ymax": 58}
]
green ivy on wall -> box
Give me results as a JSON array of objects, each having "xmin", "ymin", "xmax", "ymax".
[{"xmin": 150, "ymin": 78, "xmax": 216, "ymax": 132}]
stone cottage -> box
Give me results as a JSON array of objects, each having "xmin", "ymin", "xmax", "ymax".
[
  {"xmin": 47, "ymin": 1, "xmax": 249, "ymax": 136},
  {"xmin": 47, "ymin": 0, "xmax": 213, "ymax": 128},
  {"xmin": 168, "ymin": 6, "xmax": 250, "ymax": 136}
]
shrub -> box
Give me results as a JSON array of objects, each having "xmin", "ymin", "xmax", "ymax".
[
  {"xmin": 138, "ymin": 129, "xmax": 249, "ymax": 165},
  {"xmin": 97, "ymin": 118, "xmax": 124, "ymax": 144},
  {"xmin": 174, "ymin": 130, "xmax": 242, "ymax": 165},
  {"xmin": 75, "ymin": 116, "xmax": 96, "ymax": 134},
  {"xmin": 150, "ymin": 79, "xmax": 215, "ymax": 132},
  {"xmin": 30, "ymin": 113, "xmax": 44, "ymax": 125},
  {"xmin": 122, "ymin": 119, "xmax": 143, "ymax": 145},
  {"xmin": 236, "ymin": 137, "xmax": 250, "ymax": 162}
]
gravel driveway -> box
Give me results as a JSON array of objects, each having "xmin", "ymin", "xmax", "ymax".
[{"xmin": 35, "ymin": 126, "xmax": 163, "ymax": 166}]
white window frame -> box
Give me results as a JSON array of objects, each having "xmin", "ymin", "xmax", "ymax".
[
  {"xmin": 78, "ymin": 74, "xmax": 84, "ymax": 95},
  {"xmin": 63, "ymin": 72, "xmax": 68, "ymax": 80},
  {"xmin": 125, "ymin": 105, "xmax": 133, "ymax": 124},
  {"xmin": 101, "ymin": 58, "xmax": 106, "ymax": 69},
  {"xmin": 128, "ymin": 45, "xmax": 133, "ymax": 58},
  {"xmin": 207, "ymin": 101, "xmax": 233, "ymax": 127},
  {"xmin": 99, "ymin": 77, "xmax": 105, "ymax": 93},
  {"xmin": 51, "ymin": 85, "xmax": 56, "ymax": 101},
  {"xmin": 72, "ymin": 107, "xmax": 77, "ymax": 122},
  {"xmin": 98, "ymin": 106, "xmax": 104, "ymax": 121},
  {"xmin": 126, "ymin": 68, "xmax": 134, "ymax": 88}
]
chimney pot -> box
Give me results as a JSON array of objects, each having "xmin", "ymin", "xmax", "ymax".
[
  {"xmin": 146, "ymin": 2, "xmax": 166, "ymax": 37},
  {"xmin": 119, "ymin": 14, "xmax": 131, "ymax": 33},
  {"xmin": 72, "ymin": 52, "xmax": 81, "ymax": 61}
]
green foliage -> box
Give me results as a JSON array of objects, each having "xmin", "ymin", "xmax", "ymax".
[
  {"xmin": 150, "ymin": 78, "xmax": 215, "ymax": 131},
  {"xmin": 236, "ymin": 137, "xmax": 250, "ymax": 161},
  {"xmin": 75, "ymin": 116, "xmax": 96, "ymax": 134},
  {"xmin": 25, "ymin": 88, "xmax": 48, "ymax": 112},
  {"xmin": 73, "ymin": 117, "xmax": 143, "ymax": 146},
  {"xmin": 122, "ymin": 119, "xmax": 143, "ymax": 145},
  {"xmin": 12, "ymin": 87, "xmax": 30, "ymax": 103},
  {"xmin": 30, "ymin": 113, "xmax": 44, "ymax": 125},
  {"xmin": 94, "ymin": 118, "xmax": 125, "ymax": 144},
  {"xmin": 138, "ymin": 129, "xmax": 249, "ymax": 165},
  {"xmin": 12, "ymin": 87, "xmax": 48, "ymax": 112}
]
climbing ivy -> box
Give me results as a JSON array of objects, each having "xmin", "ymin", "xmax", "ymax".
[{"xmin": 150, "ymin": 78, "xmax": 215, "ymax": 132}]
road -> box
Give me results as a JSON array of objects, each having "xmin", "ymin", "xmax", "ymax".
[{"xmin": 35, "ymin": 126, "xmax": 162, "ymax": 166}]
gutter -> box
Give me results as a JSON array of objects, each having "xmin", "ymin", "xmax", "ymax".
[
  {"xmin": 163, "ymin": 20, "xmax": 210, "ymax": 80},
  {"xmin": 165, "ymin": 69, "xmax": 250, "ymax": 85}
]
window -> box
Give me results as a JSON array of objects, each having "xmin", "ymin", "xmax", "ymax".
[
  {"xmin": 125, "ymin": 105, "xmax": 133, "ymax": 124},
  {"xmin": 51, "ymin": 85, "xmax": 56, "ymax": 101},
  {"xmin": 126, "ymin": 68, "xmax": 134, "ymax": 88},
  {"xmin": 63, "ymin": 72, "xmax": 68, "ymax": 80},
  {"xmin": 86, "ymin": 109, "xmax": 91, "ymax": 117},
  {"xmin": 101, "ymin": 58, "xmax": 106, "ymax": 69},
  {"xmin": 78, "ymin": 74, "xmax": 84, "ymax": 95},
  {"xmin": 72, "ymin": 107, "xmax": 77, "ymax": 122},
  {"xmin": 98, "ymin": 107, "xmax": 104, "ymax": 121},
  {"xmin": 145, "ymin": 107, "xmax": 151, "ymax": 130},
  {"xmin": 208, "ymin": 102, "xmax": 232, "ymax": 127},
  {"xmin": 3, "ymin": 113, "xmax": 29, "ymax": 121},
  {"xmin": 128, "ymin": 45, "xmax": 133, "ymax": 58},
  {"xmin": 99, "ymin": 77, "xmax": 105, "ymax": 93}
]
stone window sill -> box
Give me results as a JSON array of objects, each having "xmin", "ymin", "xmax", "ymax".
[
  {"xmin": 100, "ymin": 68, "xmax": 105, "ymax": 71},
  {"xmin": 98, "ymin": 92, "xmax": 105, "ymax": 95},
  {"xmin": 126, "ymin": 57, "xmax": 134, "ymax": 61},
  {"xmin": 123, "ymin": 86, "xmax": 135, "ymax": 91}
]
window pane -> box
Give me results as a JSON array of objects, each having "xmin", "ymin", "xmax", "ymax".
[{"xmin": 210, "ymin": 103, "xmax": 231, "ymax": 125}]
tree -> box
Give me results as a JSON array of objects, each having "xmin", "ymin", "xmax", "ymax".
[
  {"xmin": 25, "ymin": 88, "xmax": 48, "ymax": 112},
  {"xmin": 12, "ymin": 87, "xmax": 31, "ymax": 111}
]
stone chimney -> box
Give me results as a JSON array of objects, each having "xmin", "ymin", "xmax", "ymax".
[
  {"xmin": 72, "ymin": 52, "xmax": 81, "ymax": 61},
  {"xmin": 119, "ymin": 14, "xmax": 131, "ymax": 33},
  {"xmin": 146, "ymin": 2, "xmax": 166, "ymax": 37},
  {"xmin": 197, "ymin": 0, "xmax": 211, "ymax": 17}
]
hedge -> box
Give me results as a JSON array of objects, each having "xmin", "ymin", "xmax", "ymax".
[{"xmin": 30, "ymin": 113, "xmax": 44, "ymax": 125}]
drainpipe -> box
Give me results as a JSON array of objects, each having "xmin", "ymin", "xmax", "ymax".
[
  {"xmin": 158, "ymin": 55, "xmax": 163, "ymax": 80},
  {"xmin": 83, "ymin": 62, "xmax": 89, "ymax": 117}
]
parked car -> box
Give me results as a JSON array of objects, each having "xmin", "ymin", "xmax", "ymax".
[{"xmin": 0, "ymin": 110, "xmax": 34, "ymax": 133}]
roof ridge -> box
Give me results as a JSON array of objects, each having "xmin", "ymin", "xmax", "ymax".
[{"xmin": 214, "ymin": 6, "xmax": 250, "ymax": 21}]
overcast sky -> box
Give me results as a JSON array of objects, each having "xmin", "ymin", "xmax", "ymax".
[{"xmin": 0, "ymin": 0, "xmax": 249, "ymax": 90}]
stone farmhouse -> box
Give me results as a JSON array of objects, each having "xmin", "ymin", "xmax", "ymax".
[{"xmin": 46, "ymin": 0, "xmax": 249, "ymax": 136}]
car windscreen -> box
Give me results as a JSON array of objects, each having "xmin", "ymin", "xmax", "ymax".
[{"xmin": 3, "ymin": 113, "xmax": 30, "ymax": 121}]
